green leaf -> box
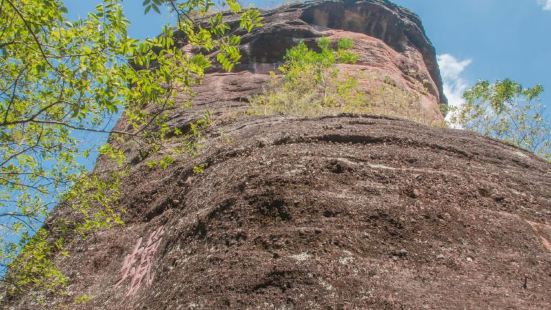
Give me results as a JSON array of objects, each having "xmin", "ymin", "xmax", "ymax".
[
  {"xmin": 152, "ymin": 4, "xmax": 161, "ymax": 14},
  {"xmin": 227, "ymin": 0, "xmax": 242, "ymax": 13}
]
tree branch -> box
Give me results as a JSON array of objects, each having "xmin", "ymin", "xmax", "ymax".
[
  {"xmin": 4, "ymin": 0, "xmax": 55, "ymax": 70},
  {"xmin": 10, "ymin": 119, "xmax": 136, "ymax": 136}
]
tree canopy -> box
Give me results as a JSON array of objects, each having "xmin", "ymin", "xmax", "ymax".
[
  {"xmin": 0, "ymin": 0, "xmax": 261, "ymax": 296},
  {"xmin": 452, "ymin": 79, "xmax": 550, "ymax": 160}
]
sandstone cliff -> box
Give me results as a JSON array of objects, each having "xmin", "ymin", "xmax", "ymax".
[
  {"xmin": 5, "ymin": 1, "xmax": 551, "ymax": 309},
  {"xmin": 171, "ymin": 0, "xmax": 448, "ymax": 128}
]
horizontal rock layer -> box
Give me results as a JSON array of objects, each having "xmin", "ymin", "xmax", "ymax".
[{"xmin": 15, "ymin": 114, "xmax": 551, "ymax": 309}]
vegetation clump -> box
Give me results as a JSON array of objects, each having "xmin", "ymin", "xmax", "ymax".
[
  {"xmin": 3, "ymin": 229, "xmax": 67, "ymax": 300},
  {"xmin": 249, "ymin": 38, "xmax": 364, "ymax": 116},
  {"xmin": 249, "ymin": 37, "xmax": 442, "ymax": 127},
  {"xmin": 452, "ymin": 79, "xmax": 550, "ymax": 160}
]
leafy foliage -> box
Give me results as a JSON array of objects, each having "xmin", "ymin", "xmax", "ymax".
[
  {"xmin": 193, "ymin": 163, "xmax": 208, "ymax": 174},
  {"xmin": 452, "ymin": 79, "xmax": 550, "ymax": 160},
  {"xmin": 3, "ymin": 229, "xmax": 68, "ymax": 298},
  {"xmin": 73, "ymin": 293, "xmax": 92, "ymax": 305},
  {"xmin": 249, "ymin": 38, "xmax": 365, "ymax": 116},
  {"xmin": 249, "ymin": 38, "xmax": 439, "ymax": 126},
  {"xmin": 62, "ymin": 171, "xmax": 125, "ymax": 235},
  {"xmin": 0, "ymin": 0, "xmax": 261, "ymax": 297}
]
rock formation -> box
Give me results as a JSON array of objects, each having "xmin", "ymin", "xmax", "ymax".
[
  {"xmin": 5, "ymin": 1, "xmax": 551, "ymax": 309},
  {"xmin": 193, "ymin": 0, "xmax": 447, "ymax": 124}
]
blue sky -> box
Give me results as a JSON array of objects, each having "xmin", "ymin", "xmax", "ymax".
[{"xmin": 390, "ymin": 0, "xmax": 551, "ymax": 116}]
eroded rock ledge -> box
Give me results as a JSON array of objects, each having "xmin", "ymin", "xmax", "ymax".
[
  {"xmin": 224, "ymin": 0, "xmax": 446, "ymax": 105},
  {"xmin": 175, "ymin": 0, "xmax": 449, "ymax": 123}
]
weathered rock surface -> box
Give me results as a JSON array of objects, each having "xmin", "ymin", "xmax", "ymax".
[
  {"xmin": 15, "ymin": 114, "xmax": 551, "ymax": 309},
  {"xmin": 216, "ymin": 0, "xmax": 447, "ymax": 121},
  {"xmin": 5, "ymin": 1, "xmax": 551, "ymax": 309}
]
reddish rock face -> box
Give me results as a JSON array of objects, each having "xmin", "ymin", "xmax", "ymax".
[
  {"xmin": 299, "ymin": 0, "xmax": 444, "ymax": 100},
  {"xmin": 208, "ymin": 0, "xmax": 447, "ymax": 122},
  {"xmin": 5, "ymin": 1, "xmax": 551, "ymax": 309},
  {"xmin": 13, "ymin": 113, "xmax": 551, "ymax": 309}
]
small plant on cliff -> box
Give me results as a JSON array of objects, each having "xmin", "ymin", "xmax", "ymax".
[
  {"xmin": 451, "ymin": 79, "xmax": 550, "ymax": 160},
  {"xmin": 249, "ymin": 37, "xmax": 365, "ymax": 116},
  {"xmin": 248, "ymin": 38, "xmax": 439, "ymax": 126},
  {"xmin": 74, "ymin": 294, "xmax": 93, "ymax": 305}
]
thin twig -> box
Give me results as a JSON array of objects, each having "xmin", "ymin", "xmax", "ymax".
[{"xmin": 5, "ymin": 0, "xmax": 55, "ymax": 70}]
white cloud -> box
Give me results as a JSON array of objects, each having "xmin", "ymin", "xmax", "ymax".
[
  {"xmin": 437, "ymin": 54, "xmax": 472, "ymax": 123},
  {"xmin": 438, "ymin": 54, "xmax": 471, "ymax": 84},
  {"xmin": 539, "ymin": 0, "xmax": 551, "ymax": 10}
]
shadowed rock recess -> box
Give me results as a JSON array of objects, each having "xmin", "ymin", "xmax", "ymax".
[{"xmin": 6, "ymin": 1, "xmax": 551, "ymax": 309}]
